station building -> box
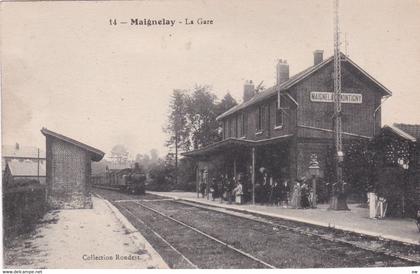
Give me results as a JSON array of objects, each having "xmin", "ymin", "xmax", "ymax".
[
  {"xmin": 184, "ymin": 51, "xmax": 392, "ymax": 201},
  {"xmin": 41, "ymin": 128, "xmax": 105, "ymax": 209}
]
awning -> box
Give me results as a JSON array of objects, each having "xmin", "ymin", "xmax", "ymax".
[{"xmin": 182, "ymin": 135, "xmax": 293, "ymax": 158}]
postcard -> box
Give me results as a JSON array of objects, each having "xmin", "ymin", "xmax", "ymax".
[{"xmin": 1, "ymin": 0, "xmax": 419, "ymax": 272}]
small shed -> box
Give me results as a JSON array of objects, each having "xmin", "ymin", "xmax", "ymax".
[
  {"xmin": 41, "ymin": 128, "xmax": 105, "ymax": 209},
  {"xmin": 3, "ymin": 160, "xmax": 46, "ymax": 186}
]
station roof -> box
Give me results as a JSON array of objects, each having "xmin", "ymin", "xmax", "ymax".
[
  {"xmin": 217, "ymin": 53, "xmax": 392, "ymax": 121},
  {"xmin": 41, "ymin": 128, "xmax": 105, "ymax": 161},
  {"xmin": 182, "ymin": 135, "xmax": 292, "ymax": 158}
]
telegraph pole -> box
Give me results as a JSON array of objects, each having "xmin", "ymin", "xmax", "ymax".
[
  {"xmin": 37, "ymin": 148, "xmax": 40, "ymax": 182},
  {"xmin": 330, "ymin": 0, "xmax": 349, "ymax": 210}
]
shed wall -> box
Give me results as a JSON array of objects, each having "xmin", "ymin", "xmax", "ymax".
[{"xmin": 46, "ymin": 136, "xmax": 92, "ymax": 209}]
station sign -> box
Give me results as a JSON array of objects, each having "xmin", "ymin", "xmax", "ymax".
[{"xmin": 310, "ymin": 91, "xmax": 362, "ymax": 104}]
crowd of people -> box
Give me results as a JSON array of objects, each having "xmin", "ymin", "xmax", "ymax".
[
  {"xmin": 199, "ymin": 169, "xmax": 316, "ymax": 209},
  {"xmin": 199, "ymin": 175, "xmax": 240, "ymax": 204}
]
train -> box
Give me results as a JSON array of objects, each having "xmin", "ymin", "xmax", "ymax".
[{"xmin": 92, "ymin": 162, "xmax": 147, "ymax": 195}]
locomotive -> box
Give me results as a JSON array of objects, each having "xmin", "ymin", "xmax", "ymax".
[{"xmin": 92, "ymin": 162, "xmax": 146, "ymax": 195}]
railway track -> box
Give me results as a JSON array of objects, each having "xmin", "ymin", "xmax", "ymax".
[
  {"xmin": 94, "ymin": 189, "xmax": 419, "ymax": 268},
  {"xmin": 175, "ymin": 200, "xmax": 420, "ymax": 264},
  {"xmin": 119, "ymin": 205, "xmax": 199, "ymax": 268},
  {"xmin": 116, "ymin": 201, "xmax": 274, "ymax": 268},
  {"xmin": 133, "ymin": 200, "xmax": 276, "ymax": 268}
]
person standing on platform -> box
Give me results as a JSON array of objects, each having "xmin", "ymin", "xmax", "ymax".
[
  {"xmin": 210, "ymin": 178, "xmax": 218, "ymax": 201},
  {"xmin": 272, "ymin": 180, "xmax": 281, "ymax": 206},
  {"xmin": 290, "ymin": 179, "xmax": 302, "ymax": 209},
  {"xmin": 301, "ymin": 181, "xmax": 310, "ymax": 209},
  {"xmin": 227, "ymin": 176, "xmax": 234, "ymax": 204},
  {"xmin": 262, "ymin": 172, "xmax": 271, "ymax": 205},
  {"xmin": 268, "ymin": 176, "xmax": 275, "ymax": 206},
  {"xmin": 255, "ymin": 182, "xmax": 262, "ymax": 204},
  {"xmin": 233, "ymin": 179, "xmax": 244, "ymax": 204},
  {"xmin": 220, "ymin": 174, "xmax": 226, "ymax": 203},
  {"xmin": 256, "ymin": 167, "xmax": 265, "ymax": 204},
  {"xmin": 200, "ymin": 181, "xmax": 206, "ymax": 198},
  {"xmin": 281, "ymin": 179, "xmax": 290, "ymax": 207}
]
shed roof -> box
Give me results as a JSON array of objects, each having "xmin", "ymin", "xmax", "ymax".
[
  {"xmin": 7, "ymin": 160, "xmax": 46, "ymax": 177},
  {"xmin": 393, "ymin": 123, "xmax": 420, "ymax": 141},
  {"xmin": 41, "ymin": 128, "xmax": 105, "ymax": 161},
  {"xmin": 383, "ymin": 124, "xmax": 416, "ymax": 142},
  {"xmin": 217, "ymin": 53, "xmax": 392, "ymax": 121}
]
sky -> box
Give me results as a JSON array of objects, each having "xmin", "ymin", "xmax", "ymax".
[{"xmin": 1, "ymin": 0, "xmax": 420, "ymax": 159}]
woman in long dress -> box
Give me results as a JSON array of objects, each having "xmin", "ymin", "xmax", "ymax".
[
  {"xmin": 301, "ymin": 183, "xmax": 310, "ymax": 208},
  {"xmin": 290, "ymin": 182, "xmax": 302, "ymax": 209}
]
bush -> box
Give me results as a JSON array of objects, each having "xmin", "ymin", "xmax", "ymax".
[
  {"xmin": 172, "ymin": 181, "xmax": 196, "ymax": 192},
  {"xmin": 3, "ymin": 184, "xmax": 47, "ymax": 243},
  {"xmin": 146, "ymin": 160, "xmax": 175, "ymax": 191}
]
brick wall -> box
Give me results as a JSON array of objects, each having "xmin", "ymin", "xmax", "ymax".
[{"xmin": 46, "ymin": 136, "xmax": 92, "ymax": 209}]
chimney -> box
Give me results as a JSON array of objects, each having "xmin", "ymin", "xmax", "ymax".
[
  {"xmin": 276, "ymin": 59, "xmax": 289, "ymax": 85},
  {"xmin": 313, "ymin": 50, "xmax": 324, "ymax": 66},
  {"xmin": 243, "ymin": 80, "xmax": 255, "ymax": 102}
]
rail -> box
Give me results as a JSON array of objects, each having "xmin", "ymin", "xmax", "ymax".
[{"xmin": 129, "ymin": 200, "xmax": 276, "ymax": 268}]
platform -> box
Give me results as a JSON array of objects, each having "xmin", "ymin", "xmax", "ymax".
[{"xmin": 3, "ymin": 196, "xmax": 168, "ymax": 269}]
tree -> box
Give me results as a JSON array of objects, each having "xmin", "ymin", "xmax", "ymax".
[
  {"xmin": 215, "ymin": 92, "xmax": 238, "ymax": 141},
  {"xmin": 165, "ymin": 89, "xmax": 190, "ymax": 184},
  {"xmin": 164, "ymin": 87, "xmax": 238, "ymax": 186},
  {"xmin": 342, "ymin": 140, "xmax": 372, "ymax": 201},
  {"xmin": 185, "ymin": 85, "xmax": 220, "ymax": 149},
  {"xmin": 150, "ymin": 149, "xmax": 159, "ymax": 164},
  {"xmin": 216, "ymin": 93, "xmax": 237, "ymax": 116},
  {"xmin": 110, "ymin": 144, "xmax": 129, "ymax": 164},
  {"xmin": 148, "ymin": 158, "xmax": 175, "ymax": 191},
  {"xmin": 135, "ymin": 153, "xmax": 143, "ymax": 163}
]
